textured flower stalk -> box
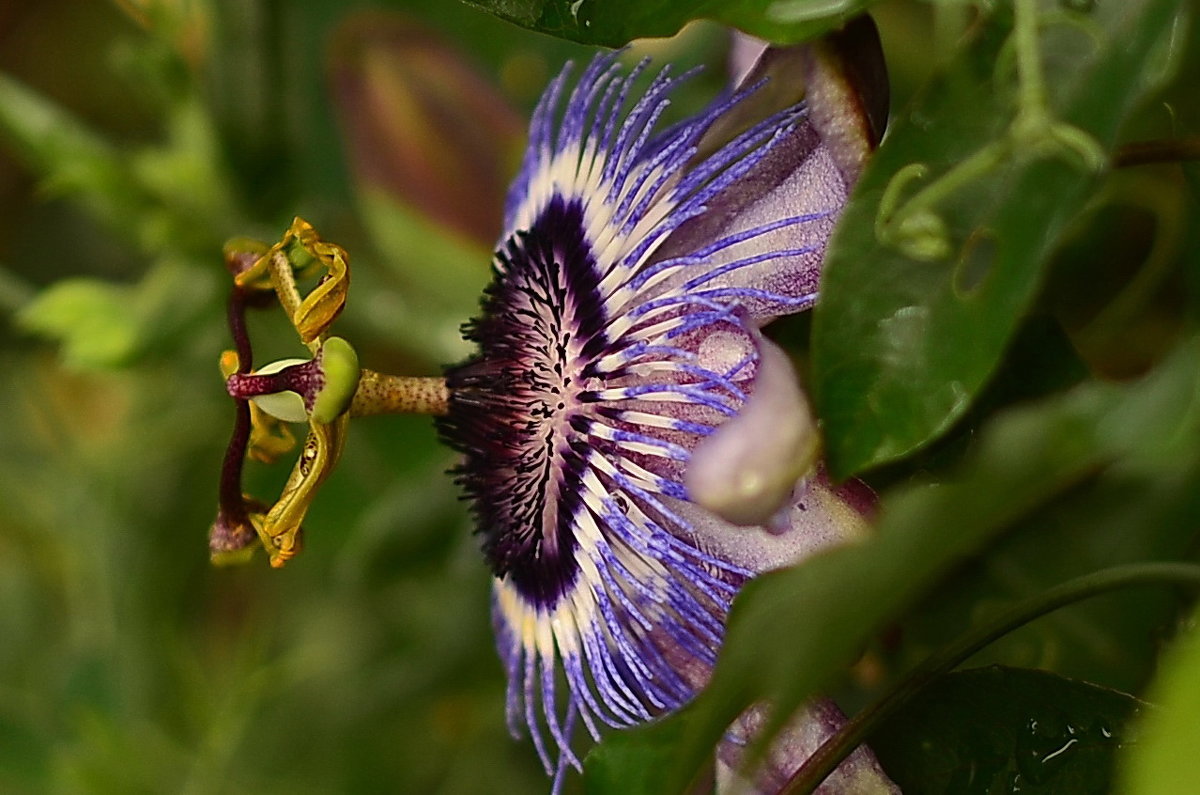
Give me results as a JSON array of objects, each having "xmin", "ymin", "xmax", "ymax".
[{"xmin": 350, "ymin": 371, "xmax": 449, "ymax": 417}]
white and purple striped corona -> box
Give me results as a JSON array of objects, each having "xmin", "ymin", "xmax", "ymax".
[{"xmin": 436, "ymin": 29, "xmax": 887, "ymax": 790}]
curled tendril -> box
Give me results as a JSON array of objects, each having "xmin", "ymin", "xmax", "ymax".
[{"xmin": 874, "ymin": 0, "xmax": 1104, "ymax": 263}]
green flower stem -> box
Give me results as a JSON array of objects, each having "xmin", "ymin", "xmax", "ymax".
[
  {"xmin": 781, "ymin": 562, "xmax": 1200, "ymax": 795},
  {"xmin": 1013, "ymin": 0, "xmax": 1047, "ymax": 133},
  {"xmin": 876, "ymin": 142, "xmax": 1007, "ymax": 258},
  {"xmin": 1010, "ymin": 0, "xmax": 1105, "ymax": 169},
  {"xmin": 876, "ymin": 0, "xmax": 1109, "ymax": 261}
]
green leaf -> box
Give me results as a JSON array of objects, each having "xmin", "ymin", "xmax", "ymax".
[
  {"xmin": 812, "ymin": 0, "xmax": 1186, "ymax": 478},
  {"xmin": 18, "ymin": 261, "xmax": 217, "ymax": 369},
  {"xmin": 0, "ymin": 72, "xmax": 151, "ymax": 237},
  {"xmin": 626, "ymin": 336, "xmax": 1200, "ymax": 790},
  {"xmin": 869, "ymin": 666, "xmax": 1145, "ymax": 793},
  {"xmin": 18, "ymin": 279, "xmax": 141, "ymax": 369},
  {"xmin": 1121, "ymin": 621, "xmax": 1200, "ymax": 794},
  {"xmin": 453, "ymin": 0, "xmax": 875, "ymax": 47},
  {"xmin": 894, "ymin": 471, "xmax": 1198, "ymax": 696},
  {"xmin": 583, "ymin": 713, "xmax": 686, "ymax": 795},
  {"xmin": 872, "ymin": 321, "xmax": 1194, "ymax": 695}
]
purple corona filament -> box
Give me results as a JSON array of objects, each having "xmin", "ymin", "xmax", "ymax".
[{"xmin": 436, "ymin": 51, "xmax": 854, "ymax": 790}]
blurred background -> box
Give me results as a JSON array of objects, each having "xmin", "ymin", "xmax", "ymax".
[
  {"xmin": 0, "ymin": 1, "xmax": 1194, "ymax": 792},
  {"xmin": 0, "ymin": 2, "xmax": 716, "ymax": 791}
]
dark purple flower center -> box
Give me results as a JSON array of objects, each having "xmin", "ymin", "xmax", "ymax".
[{"xmin": 439, "ymin": 195, "xmax": 607, "ymax": 608}]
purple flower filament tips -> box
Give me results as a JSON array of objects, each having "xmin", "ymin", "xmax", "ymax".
[{"xmin": 436, "ymin": 46, "xmax": 872, "ymax": 788}]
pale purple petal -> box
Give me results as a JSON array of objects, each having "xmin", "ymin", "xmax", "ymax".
[
  {"xmin": 671, "ymin": 471, "xmax": 871, "ymax": 576},
  {"xmin": 647, "ymin": 20, "xmax": 889, "ymax": 324},
  {"xmin": 686, "ymin": 333, "xmax": 818, "ymax": 526},
  {"xmin": 800, "ymin": 16, "xmax": 891, "ymax": 185},
  {"xmin": 717, "ymin": 700, "xmax": 900, "ymax": 794},
  {"xmin": 645, "ymin": 124, "xmax": 843, "ymax": 324},
  {"xmin": 729, "ymin": 32, "xmax": 769, "ymax": 87}
]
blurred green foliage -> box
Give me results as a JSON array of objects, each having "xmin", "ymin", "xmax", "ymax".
[{"xmin": 1, "ymin": 0, "xmax": 1199, "ymax": 793}]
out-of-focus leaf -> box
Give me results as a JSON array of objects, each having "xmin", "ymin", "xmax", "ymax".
[
  {"xmin": 620, "ymin": 336, "xmax": 1200, "ymax": 791},
  {"xmin": 359, "ymin": 190, "xmax": 491, "ymax": 309},
  {"xmin": 812, "ymin": 0, "xmax": 1185, "ymax": 478},
  {"xmin": 876, "ymin": 318, "xmax": 1195, "ymax": 693},
  {"xmin": 354, "ymin": 190, "xmax": 490, "ymax": 364},
  {"xmin": 449, "ymin": 0, "xmax": 875, "ymax": 46},
  {"xmin": 1040, "ymin": 171, "xmax": 1191, "ymax": 380},
  {"xmin": 893, "ymin": 466, "xmax": 1199, "ymax": 696},
  {"xmin": 870, "ymin": 666, "xmax": 1145, "ymax": 793},
  {"xmin": 0, "ymin": 265, "xmax": 35, "ymax": 314},
  {"xmin": 204, "ymin": 0, "xmax": 298, "ymax": 215},
  {"xmin": 18, "ymin": 280, "xmax": 141, "ymax": 368},
  {"xmin": 18, "ymin": 262, "xmax": 217, "ymax": 369},
  {"xmin": 130, "ymin": 97, "xmax": 240, "ymax": 253},
  {"xmin": 1121, "ymin": 619, "xmax": 1200, "ymax": 794},
  {"xmin": 0, "ymin": 70, "xmax": 238, "ymax": 260},
  {"xmin": 0, "ymin": 72, "xmax": 151, "ymax": 236}
]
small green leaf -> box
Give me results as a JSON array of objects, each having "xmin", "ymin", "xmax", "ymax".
[
  {"xmin": 812, "ymin": 0, "xmax": 1186, "ymax": 477},
  {"xmin": 451, "ymin": 0, "xmax": 875, "ymax": 46},
  {"xmin": 18, "ymin": 261, "xmax": 216, "ymax": 369},
  {"xmin": 869, "ymin": 666, "xmax": 1145, "ymax": 793},
  {"xmin": 19, "ymin": 280, "xmax": 141, "ymax": 369},
  {"xmin": 1121, "ymin": 621, "xmax": 1200, "ymax": 794}
]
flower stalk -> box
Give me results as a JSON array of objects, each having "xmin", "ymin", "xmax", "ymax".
[{"xmin": 350, "ymin": 371, "xmax": 449, "ymax": 417}]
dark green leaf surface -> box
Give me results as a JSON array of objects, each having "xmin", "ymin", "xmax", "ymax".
[
  {"xmin": 456, "ymin": 0, "xmax": 875, "ymax": 47},
  {"xmin": 869, "ymin": 666, "xmax": 1145, "ymax": 794},
  {"xmin": 812, "ymin": 0, "xmax": 1184, "ymax": 478},
  {"xmin": 615, "ymin": 337, "xmax": 1200, "ymax": 791},
  {"xmin": 583, "ymin": 713, "xmax": 688, "ymax": 795}
]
